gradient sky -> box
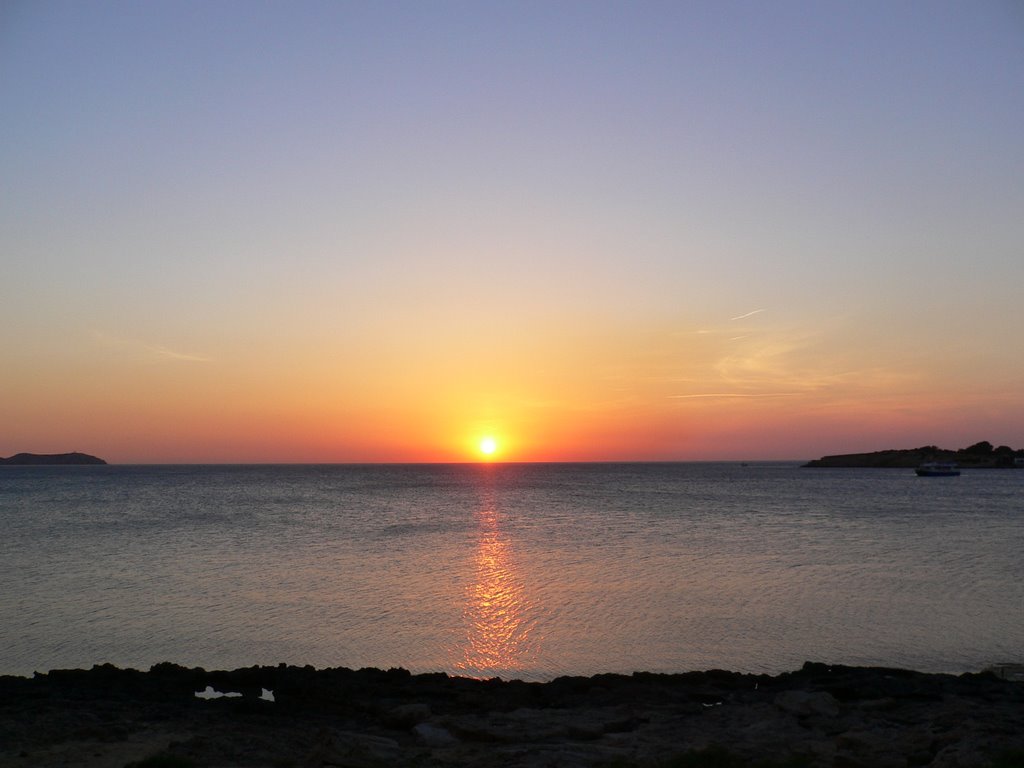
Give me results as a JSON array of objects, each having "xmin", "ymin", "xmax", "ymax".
[{"xmin": 3, "ymin": 1, "xmax": 1023, "ymax": 463}]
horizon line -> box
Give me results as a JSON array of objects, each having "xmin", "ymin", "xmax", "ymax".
[{"xmin": 2, "ymin": 458, "xmax": 812, "ymax": 467}]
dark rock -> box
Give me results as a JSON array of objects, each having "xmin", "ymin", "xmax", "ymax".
[
  {"xmin": 385, "ymin": 702, "xmax": 432, "ymax": 728},
  {"xmin": 413, "ymin": 722, "xmax": 458, "ymax": 746},
  {"xmin": 1, "ymin": 662, "xmax": 1022, "ymax": 767},
  {"xmin": 774, "ymin": 689, "xmax": 841, "ymax": 718}
]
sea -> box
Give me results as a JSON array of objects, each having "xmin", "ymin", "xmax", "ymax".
[{"xmin": 1, "ymin": 462, "xmax": 1021, "ymax": 681}]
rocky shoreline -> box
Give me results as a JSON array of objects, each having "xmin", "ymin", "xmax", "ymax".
[{"xmin": 2, "ymin": 663, "xmax": 1022, "ymax": 767}]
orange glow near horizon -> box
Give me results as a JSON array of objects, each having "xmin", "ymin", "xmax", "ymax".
[{"xmin": 4, "ymin": 310, "xmax": 1023, "ymax": 464}]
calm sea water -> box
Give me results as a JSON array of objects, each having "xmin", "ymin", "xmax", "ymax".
[{"xmin": 1, "ymin": 463, "xmax": 1021, "ymax": 681}]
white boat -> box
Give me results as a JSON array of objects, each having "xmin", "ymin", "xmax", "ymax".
[{"xmin": 915, "ymin": 462, "xmax": 960, "ymax": 477}]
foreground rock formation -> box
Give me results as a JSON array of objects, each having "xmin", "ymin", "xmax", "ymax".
[{"xmin": 1, "ymin": 663, "xmax": 1022, "ymax": 767}]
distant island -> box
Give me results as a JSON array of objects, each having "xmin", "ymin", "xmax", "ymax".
[
  {"xmin": 0, "ymin": 452, "xmax": 107, "ymax": 466},
  {"xmin": 804, "ymin": 440, "xmax": 1024, "ymax": 468}
]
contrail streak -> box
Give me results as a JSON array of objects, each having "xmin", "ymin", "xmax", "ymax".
[
  {"xmin": 730, "ymin": 309, "xmax": 766, "ymax": 321},
  {"xmin": 669, "ymin": 392, "xmax": 801, "ymax": 399}
]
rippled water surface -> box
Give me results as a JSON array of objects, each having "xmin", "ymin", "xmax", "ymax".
[{"xmin": 2, "ymin": 463, "xmax": 1022, "ymax": 679}]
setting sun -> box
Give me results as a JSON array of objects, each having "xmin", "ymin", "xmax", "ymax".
[{"xmin": 479, "ymin": 437, "xmax": 498, "ymax": 457}]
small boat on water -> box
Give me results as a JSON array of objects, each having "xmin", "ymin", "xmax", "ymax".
[{"xmin": 915, "ymin": 462, "xmax": 961, "ymax": 477}]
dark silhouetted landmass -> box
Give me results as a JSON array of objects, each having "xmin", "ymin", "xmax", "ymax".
[
  {"xmin": 804, "ymin": 440, "xmax": 1024, "ymax": 468},
  {"xmin": 0, "ymin": 662, "xmax": 1021, "ymax": 767},
  {"xmin": 0, "ymin": 452, "xmax": 107, "ymax": 465}
]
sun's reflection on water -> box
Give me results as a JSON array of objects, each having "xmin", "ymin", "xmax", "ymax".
[{"xmin": 454, "ymin": 493, "xmax": 539, "ymax": 679}]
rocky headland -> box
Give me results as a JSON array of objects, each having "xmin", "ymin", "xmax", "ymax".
[
  {"xmin": 803, "ymin": 442, "xmax": 1023, "ymax": 469},
  {"xmin": 1, "ymin": 662, "xmax": 1022, "ymax": 768},
  {"xmin": 0, "ymin": 452, "xmax": 106, "ymax": 466}
]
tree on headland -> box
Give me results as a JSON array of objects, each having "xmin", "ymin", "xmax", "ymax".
[
  {"xmin": 960, "ymin": 441, "xmax": 994, "ymax": 456},
  {"xmin": 992, "ymin": 445, "xmax": 1018, "ymax": 467}
]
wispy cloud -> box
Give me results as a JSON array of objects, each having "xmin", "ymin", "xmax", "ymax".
[
  {"xmin": 730, "ymin": 309, "xmax": 766, "ymax": 321},
  {"xmin": 91, "ymin": 330, "xmax": 212, "ymax": 363},
  {"xmin": 699, "ymin": 325, "xmax": 925, "ymax": 406}
]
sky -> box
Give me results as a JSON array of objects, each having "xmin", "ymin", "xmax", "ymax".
[{"xmin": 2, "ymin": 1, "xmax": 1023, "ymax": 463}]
